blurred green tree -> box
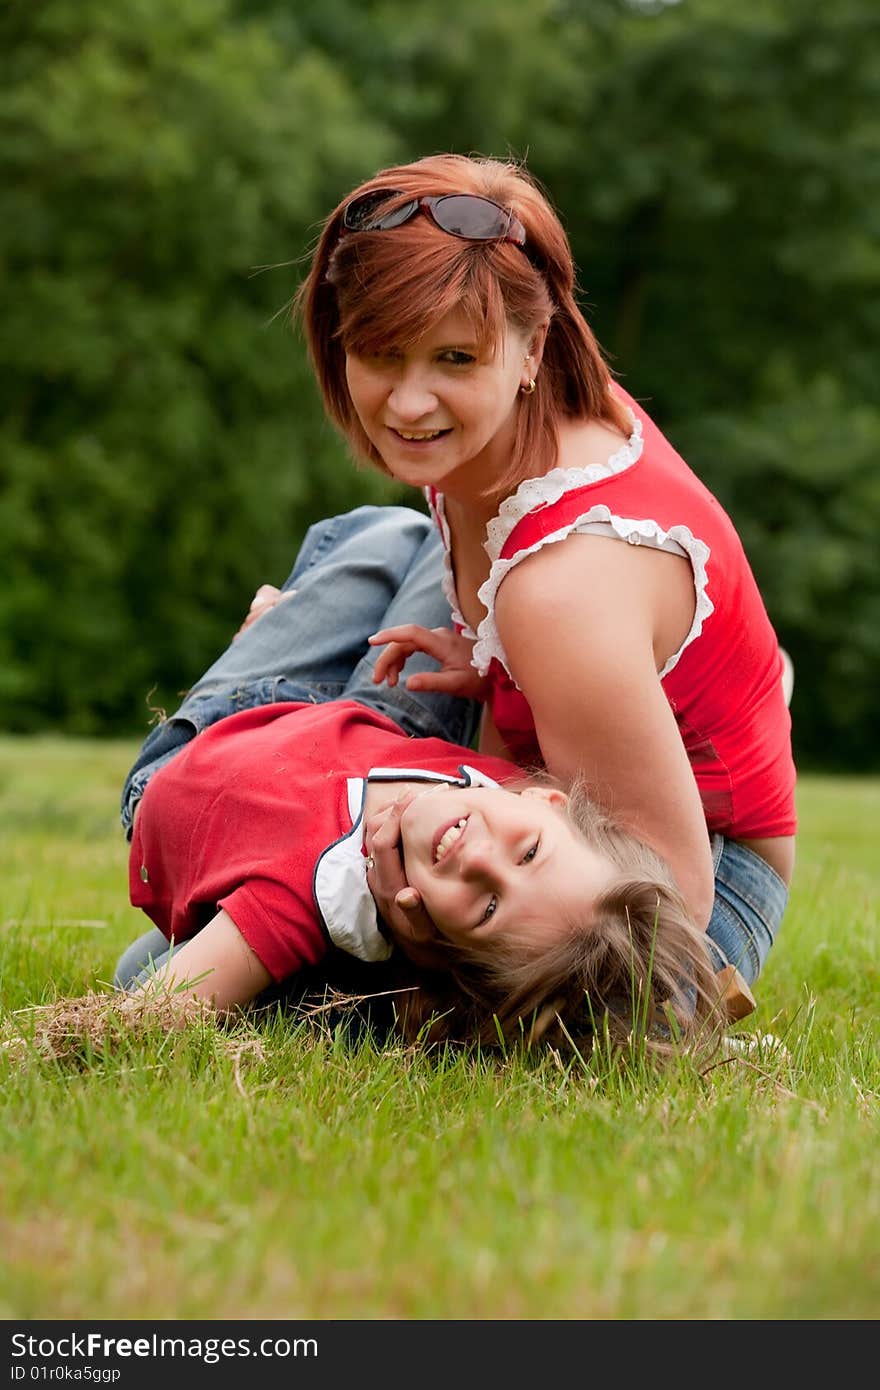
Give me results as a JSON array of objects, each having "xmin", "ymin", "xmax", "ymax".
[
  {"xmin": 0, "ymin": 0, "xmax": 406, "ymax": 733},
  {"xmin": 2, "ymin": 0, "xmax": 877, "ymax": 767}
]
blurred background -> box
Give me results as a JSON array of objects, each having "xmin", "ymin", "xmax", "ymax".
[{"xmin": 2, "ymin": 0, "xmax": 877, "ymax": 769}]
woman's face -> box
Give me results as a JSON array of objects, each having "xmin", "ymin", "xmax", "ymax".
[
  {"xmin": 344, "ymin": 308, "xmax": 536, "ymax": 498},
  {"xmin": 388, "ymin": 783, "xmax": 617, "ymax": 966}
]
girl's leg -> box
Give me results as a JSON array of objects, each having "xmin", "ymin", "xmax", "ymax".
[
  {"xmin": 343, "ymin": 522, "xmax": 480, "ymax": 747},
  {"xmin": 121, "ymin": 505, "xmax": 478, "ymax": 832},
  {"xmin": 113, "ymin": 927, "xmax": 177, "ymax": 990},
  {"xmin": 183, "ymin": 505, "xmax": 439, "ymax": 697},
  {"xmin": 121, "ymin": 506, "xmax": 436, "ymax": 833}
]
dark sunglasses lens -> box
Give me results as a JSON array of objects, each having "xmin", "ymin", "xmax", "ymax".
[
  {"xmin": 343, "ymin": 192, "xmax": 415, "ymax": 232},
  {"xmin": 431, "ymin": 195, "xmax": 510, "ymax": 240}
]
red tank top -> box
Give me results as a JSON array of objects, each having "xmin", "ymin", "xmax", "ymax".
[{"xmin": 427, "ymin": 387, "xmax": 796, "ymax": 839}]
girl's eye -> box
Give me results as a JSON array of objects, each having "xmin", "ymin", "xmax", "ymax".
[
  {"xmin": 442, "ymin": 350, "xmax": 476, "ymax": 366},
  {"xmin": 522, "ymin": 841, "xmax": 539, "ymax": 864},
  {"xmin": 480, "ymin": 897, "xmax": 498, "ymax": 924}
]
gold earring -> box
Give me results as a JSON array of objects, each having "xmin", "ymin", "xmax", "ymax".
[{"xmin": 521, "ymin": 377, "xmax": 537, "ymax": 395}]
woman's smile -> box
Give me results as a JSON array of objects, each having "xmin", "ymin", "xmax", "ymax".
[
  {"xmin": 387, "ymin": 427, "xmax": 452, "ymax": 444},
  {"xmin": 345, "ymin": 307, "xmax": 532, "ymax": 495}
]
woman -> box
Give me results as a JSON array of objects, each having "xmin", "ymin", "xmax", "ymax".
[
  {"xmin": 291, "ymin": 153, "xmax": 796, "ymax": 987},
  {"xmin": 115, "ymin": 508, "xmax": 729, "ymax": 1055}
]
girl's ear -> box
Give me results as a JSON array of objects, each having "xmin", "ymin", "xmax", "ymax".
[{"xmin": 520, "ymin": 785, "xmax": 569, "ymax": 811}]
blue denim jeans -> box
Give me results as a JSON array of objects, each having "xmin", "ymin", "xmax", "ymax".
[{"xmin": 706, "ymin": 835, "xmax": 788, "ymax": 986}]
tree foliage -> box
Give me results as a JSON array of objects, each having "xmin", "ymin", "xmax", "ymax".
[
  {"xmin": 2, "ymin": 0, "xmax": 877, "ymax": 766},
  {"xmin": 0, "ymin": 0, "xmax": 406, "ymax": 732}
]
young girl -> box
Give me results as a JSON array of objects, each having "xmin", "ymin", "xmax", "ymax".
[
  {"xmin": 294, "ymin": 154, "xmax": 797, "ymax": 990},
  {"xmin": 122, "ymin": 694, "xmax": 729, "ymax": 1051},
  {"xmin": 116, "ymin": 508, "xmax": 730, "ymax": 1054}
]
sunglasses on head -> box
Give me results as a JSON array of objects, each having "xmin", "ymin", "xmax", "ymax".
[{"xmin": 340, "ymin": 190, "xmax": 535, "ymax": 263}]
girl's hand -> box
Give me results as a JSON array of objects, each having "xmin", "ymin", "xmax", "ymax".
[
  {"xmin": 233, "ymin": 584, "xmax": 296, "ymax": 641},
  {"xmin": 363, "ymin": 794, "xmax": 445, "ymax": 969},
  {"xmin": 368, "ymin": 624, "xmax": 490, "ymax": 702}
]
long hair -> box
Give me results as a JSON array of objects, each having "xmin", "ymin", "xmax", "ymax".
[
  {"xmin": 295, "ymin": 154, "xmax": 630, "ymax": 499},
  {"xmin": 393, "ymin": 780, "xmax": 725, "ymax": 1062}
]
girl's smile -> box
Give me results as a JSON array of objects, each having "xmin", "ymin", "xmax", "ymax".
[
  {"xmin": 375, "ymin": 782, "xmax": 618, "ymax": 962},
  {"xmin": 432, "ymin": 813, "xmax": 469, "ymax": 864}
]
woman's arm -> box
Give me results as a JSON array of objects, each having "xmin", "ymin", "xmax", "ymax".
[
  {"xmin": 495, "ymin": 536, "xmax": 716, "ymax": 929},
  {"xmin": 137, "ymin": 909, "xmax": 272, "ymax": 1013},
  {"xmin": 477, "ymin": 705, "xmax": 515, "ymax": 762},
  {"xmin": 368, "ymin": 623, "xmax": 489, "ymax": 701}
]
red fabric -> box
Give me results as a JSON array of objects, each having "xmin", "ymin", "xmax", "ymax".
[
  {"xmin": 129, "ymin": 700, "xmax": 515, "ymax": 980},
  {"xmin": 430, "ymin": 386, "xmax": 796, "ymax": 838}
]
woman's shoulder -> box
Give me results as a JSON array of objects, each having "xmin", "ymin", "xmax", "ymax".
[
  {"xmin": 483, "ymin": 412, "xmax": 643, "ymax": 564},
  {"xmin": 557, "ymin": 414, "xmax": 636, "ymax": 471}
]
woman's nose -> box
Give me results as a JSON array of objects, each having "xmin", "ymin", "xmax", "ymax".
[{"xmin": 387, "ymin": 369, "xmax": 438, "ymax": 420}]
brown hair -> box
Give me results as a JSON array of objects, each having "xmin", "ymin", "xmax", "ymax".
[
  {"xmin": 295, "ymin": 154, "xmax": 630, "ymax": 499},
  {"xmin": 393, "ymin": 780, "xmax": 724, "ymax": 1062}
]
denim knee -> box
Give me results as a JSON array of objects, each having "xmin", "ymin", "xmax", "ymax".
[
  {"xmin": 707, "ymin": 838, "xmax": 788, "ymax": 985},
  {"xmin": 113, "ymin": 927, "xmax": 174, "ymax": 990}
]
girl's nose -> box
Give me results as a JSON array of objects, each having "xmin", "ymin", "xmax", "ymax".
[{"xmin": 458, "ymin": 835, "xmax": 497, "ymax": 882}]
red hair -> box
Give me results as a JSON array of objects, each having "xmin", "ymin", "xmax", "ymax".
[{"xmin": 296, "ymin": 154, "xmax": 629, "ymax": 495}]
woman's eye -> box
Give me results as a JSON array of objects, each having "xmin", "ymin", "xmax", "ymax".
[
  {"xmin": 363, "ymin": 349, "xmax": 401, "ymax": 364},
  {"xmin": 522, "ymin": 841, "xmax": 539, "ymax": 864},
  {"xmin": 442, "ymin": 350, "xmax": 476, "ymax": 366},
  {"xmin": 480, "ymin": 897, "xmax": 498, "ymax": 924}
]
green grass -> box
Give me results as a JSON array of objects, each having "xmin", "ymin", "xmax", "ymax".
[{"xmin": 0, "ymin": 736, "xmax": 877, "ymax": 1320}]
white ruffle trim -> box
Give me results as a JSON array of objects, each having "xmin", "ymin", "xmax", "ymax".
[
  {"xmin": 426, "ymin": 411, "xmax": 645, "ymax": 647},
  {"xmin": 425, "ymin": 487, "xmax": 479, "ymax": 640},
  {"xmin": 483, "ymin": 410, "xmax": 644, "ymax": 564},
  {"xmin": 471, "ymin": 507, "xmax": 714, "ymax": 683}
]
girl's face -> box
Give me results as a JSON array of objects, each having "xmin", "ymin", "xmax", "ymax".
[
  {"xmin": 344, "ymin": 308, "xmax": 539, "ymax": 499},
  {"xmin": 389, "ymin": 783, "xmax": 617, "ymax": 964}
]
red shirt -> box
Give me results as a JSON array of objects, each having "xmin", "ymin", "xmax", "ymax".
[
  {"xmin": 129, "ymin": 700, "xmax": 515, "ymax": 981},
  {"xmin": 427, "ymin": 386, "xmax": 796, "ymax": 839}
]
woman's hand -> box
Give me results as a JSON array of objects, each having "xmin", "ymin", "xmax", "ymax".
[
  {"xmin": 368, "ymin": 624, "xmax": 490, "ymax": 701},
  {"xmin": 363, "ymin": 793, "xmax": 444, "ymax": 968},
  {"xmin": 233, "ymin": 584, "xmax": 296, "ymax": 641}
]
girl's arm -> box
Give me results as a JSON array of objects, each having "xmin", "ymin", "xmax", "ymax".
[
  {"xmin": 495, "ymin": 536, "xmax": 716, "ymax": 929},
  {"xmin": 137, "ymin": 909, "xmax": 272, "ymax": 1013}
]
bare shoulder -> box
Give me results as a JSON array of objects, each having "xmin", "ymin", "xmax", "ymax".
[
  {"xmin": 556, "ymin": 414, "xmax": 633, "ymax": 470},
  {"xmin": 497, "ymin": 545, "xmax": 658, "ymax": 709},
  {"xmin": 495, "ymin": 529, "xmax": 652, "ymax": 627},
  {"xmin": 495, "ymin": 530, "xmax": 696, "ymax": 676}
]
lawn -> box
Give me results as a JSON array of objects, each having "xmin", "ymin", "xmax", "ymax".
[{"xmin": 0, "ymin": 736, "xmax": 877, "ymax": 1320}]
